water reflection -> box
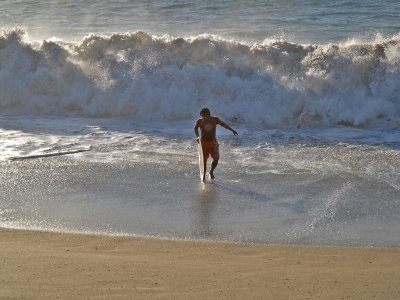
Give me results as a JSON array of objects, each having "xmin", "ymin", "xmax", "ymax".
[{"xmin": 194, "ymin": 182, "xmax": 218, "ymax": 238}]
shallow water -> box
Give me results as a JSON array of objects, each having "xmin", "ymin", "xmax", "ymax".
[{"xmin": 1, "ymin": 116, "xmax": 399, "ymax": 247}]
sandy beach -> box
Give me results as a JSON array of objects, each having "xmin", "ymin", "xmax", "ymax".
[{"xmin": 0, "ymin": 228, "xmax": 399, "ymax": 299}]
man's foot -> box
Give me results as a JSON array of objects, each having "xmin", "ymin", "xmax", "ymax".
[{"xmin": 209, "ymin": 172, "xmax": 215, "ymax": 180}]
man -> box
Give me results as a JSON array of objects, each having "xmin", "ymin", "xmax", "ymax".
[{"xmin": 194, "ymin": 107, "xmax": 238, "ymax": 180}]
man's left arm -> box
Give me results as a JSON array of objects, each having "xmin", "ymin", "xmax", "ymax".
[{"xmin": 219, "ymin": 120, "xmax": 238, "ymax": 136}]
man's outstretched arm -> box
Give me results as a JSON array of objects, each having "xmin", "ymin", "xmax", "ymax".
[{"xmin": 220, "ymin": 121, "xmax": 238, "ymax": 136}]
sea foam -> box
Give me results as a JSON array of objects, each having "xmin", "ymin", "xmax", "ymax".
[{"xmin": 0, "ymin": 29, "xmax": 399, "ymax": 128}]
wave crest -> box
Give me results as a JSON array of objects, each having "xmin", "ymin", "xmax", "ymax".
[{"xmin": 0, "ymin": 29, "xmax": 399, "ymax": 127}]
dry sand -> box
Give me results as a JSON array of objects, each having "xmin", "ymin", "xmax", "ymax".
[{"xmin": 1, "ymin": 228, "xmax": 400, "ymax": 299}]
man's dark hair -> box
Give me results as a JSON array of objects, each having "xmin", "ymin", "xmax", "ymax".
[{"xmin": 200, "ymin": 107, "xmax": 211, "ymax": 116}]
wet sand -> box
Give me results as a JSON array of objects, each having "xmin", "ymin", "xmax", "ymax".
[{"xmin": 1, "ymin": 228, "xmax": 400, "ymax": 299}]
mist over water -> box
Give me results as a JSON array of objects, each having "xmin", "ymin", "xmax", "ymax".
[{"xmin": 1, "ymin": 0, "xmax": 400, "ymax": 43}]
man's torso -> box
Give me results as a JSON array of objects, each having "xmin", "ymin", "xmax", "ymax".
[{"xmin": 196, "ymin": 116, "xmax": 221, "ymax": 142}]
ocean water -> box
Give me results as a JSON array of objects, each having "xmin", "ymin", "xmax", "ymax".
[
  {"xmin": 2, "ymin": 0, "xmax": 400, "ymax": 43},
  {"xmin": 0, "ymin": 1, "xmax": 399, "ymax": 246}
]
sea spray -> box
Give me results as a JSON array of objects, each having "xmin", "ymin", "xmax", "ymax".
[{"xmin": 0, "ymin": 29, "xmax": 399, "ymax": 128}]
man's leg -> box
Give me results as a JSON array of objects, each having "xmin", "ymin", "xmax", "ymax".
[
  {"xmin": 209, "ymin": 159, "xmax": 218, "ymax": 179},
  {"xmin": 203, "ymin": 158, "xmax": 207, "ymax": 181}
]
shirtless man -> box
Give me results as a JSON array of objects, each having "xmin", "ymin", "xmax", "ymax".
[{"xmin": 194, "ymin": 107, "xmax": 238, "ymax": 180}]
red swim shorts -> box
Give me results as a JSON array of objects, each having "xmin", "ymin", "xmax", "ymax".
[{"xmin": 201, "ymin": 140, "xmax": 219, "ymax": 159}]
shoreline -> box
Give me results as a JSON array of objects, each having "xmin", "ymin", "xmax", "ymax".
[
  {"xmin": 1, "ymin": 228, "xmax": 400, "ymax": 299},
  {"xmin": 2, "ymin": 225, "xmax": 400, "ymax": 249}
]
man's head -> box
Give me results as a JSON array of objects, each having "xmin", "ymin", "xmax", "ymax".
[{"xmin": 200, "ymin": 107, "xmax": 211, "ymax": 117}]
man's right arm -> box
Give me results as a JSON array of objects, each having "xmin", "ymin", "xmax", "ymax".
[{"xmin": 194, "ymin": 121, "xmax": 200, "ymax": 143}]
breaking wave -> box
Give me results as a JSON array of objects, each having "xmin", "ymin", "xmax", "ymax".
[{"xmin": 1, "ymin": 29, "xmax": 400, "ymax": 128}]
